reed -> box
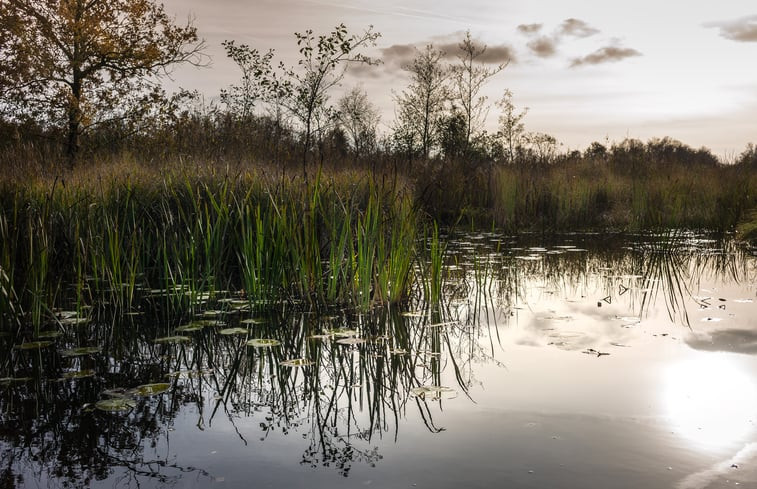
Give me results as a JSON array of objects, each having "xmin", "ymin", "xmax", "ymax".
[{"xmin": 0, "ymin": 164, "xmax": 421, "ymax": 329}]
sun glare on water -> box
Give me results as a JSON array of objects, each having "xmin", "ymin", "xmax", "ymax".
[{"xmin": 663, "ymin": 355, "xmax": 757, "ymax": 451}]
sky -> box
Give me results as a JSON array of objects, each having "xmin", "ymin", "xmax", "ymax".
[{"xmin": 161, "ymin": 0, "xmax": 757, "ymax": 157}]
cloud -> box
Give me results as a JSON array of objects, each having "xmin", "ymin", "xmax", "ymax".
[
  {"xmin": 436, "ymin": 42, "xmax": 515, "ymax": 64},
  {"xmin": 570, "ymin": 46, "xmax": 642, "ymax": 67},
  {"xmin": 517, "ymin": 23, "xmax": 543, "ymax": 36},
  {"xmin": 559, "ymin": 18, "xmax": 600, "ymax": 38},
  {"xmin": 526, "ymin": 36, "xmax": 557, "ymax": 58},
  {"xmin": 686, "ymin": 328, "xmax": 757, "ymax": 355},
  {"xmin": 378, "ymin": 36, "xmax": 515, "ymax": 72},
  {"xmin": 705, "ymin": 15, "xmax": 757, "ymax": 42}
]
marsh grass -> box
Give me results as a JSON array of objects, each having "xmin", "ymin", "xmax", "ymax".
[
  {"xmin": 0, "ymin": 162, "xmax": 420, "ymax": 330},
  {"xmin": 488, "ymin": 160, "xmax": 754, "ymax": 232}
]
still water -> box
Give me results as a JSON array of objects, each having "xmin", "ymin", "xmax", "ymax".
[{"xmin": 2, "ymin": 232, "xmax": 756, "ymax": 488}]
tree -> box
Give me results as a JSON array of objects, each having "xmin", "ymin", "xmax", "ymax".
[
  {"xmin": 392, "ymin": 45, "xmax": 448, "ymax": 159},
  {"xmin": 277, "ymin": 24, "xmax": 380, "ymax": 180},
  {"xmin": 449, "ymin": 31, "xmax": 507, "ymax": 154},
  {"xmin": 336, "ymin": 85, "xmax": 380, "ymax": 160},
  {"xmin": 0, "ymin": 0, "xmax": 205, "ymax": 163},
  {"xmin": 220, "ymin": 41, "xmax": 274, "ymax": 119},
  {"xmin": 496, "ymin": 89, "xmax": 528, "ymax": 164}
]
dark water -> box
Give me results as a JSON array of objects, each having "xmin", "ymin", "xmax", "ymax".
[{"xmin": 2, "ymin": 233, "xmax": 756, "ymax": 488}]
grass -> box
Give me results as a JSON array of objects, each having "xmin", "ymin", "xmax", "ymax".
[{"xmin": 0, "ymin": 160, "xmax": 422, "ymax": 330}]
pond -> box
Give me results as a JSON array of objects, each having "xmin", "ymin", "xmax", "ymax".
[{"xmin": 1, "ymin": 232, "xmax": 756, "ymax": 488}]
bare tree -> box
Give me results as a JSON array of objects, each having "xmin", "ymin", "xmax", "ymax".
[
  {"xmin": 392, "ymin": 45, "xmax": 448, "ymax": 159},
  {"xmin": 496, "ymin": 89, "xmax": 528, "ymax": 164},
  {"xmin": 336, "ymin": 85, "xmax": 380, "ymax": 160},
  {"xmin": 449, "ymin": 31, "xmax": 507, "ymax": 154}
]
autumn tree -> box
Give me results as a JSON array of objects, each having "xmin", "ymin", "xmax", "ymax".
[
  {"xmin": 393, "ymin": 45, "xmax": 448, "ymax": 159},
  {"xmin": 0, "ymin": 0, "xmax": 205, "ymax": 163},
  {"xmin": 449, "ymin": 31, "xmax": 507, "ymax": 154}
]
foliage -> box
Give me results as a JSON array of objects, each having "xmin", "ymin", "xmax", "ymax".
[{"xmin": 0, "ymin": 0, "xmax": 205, "ymax": 161}]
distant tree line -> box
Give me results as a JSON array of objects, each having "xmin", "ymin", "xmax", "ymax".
[{"xmin": 1, "ymin": 0, "xmax": 755, "ymax": 175}]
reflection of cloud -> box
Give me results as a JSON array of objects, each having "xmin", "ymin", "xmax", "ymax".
[
  {"xmin": 527, "ymin": 36, "xmax": 557, "ymax": 58},
  {"xmin": 705, "ymin": 15, "xmax": 757, "ymax": 42},
  {"xmin": 517, "ymin": 23, "xmax": 543, "ymax": 36},
  {"xmin": 686, "ymin": 329, "xmax": 757, "ymax": 355},
  {"xmin": 570, "ymin": 46, "xmax": 642, "ymax": 67},
  {"xmin": 559, "ymin": 18, "xmax": 600, "ymax": 38}
]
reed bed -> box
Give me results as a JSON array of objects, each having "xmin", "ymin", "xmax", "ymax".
[{"xmin": 0, "ymin": 163, "xmax": 421, "ymax": 331}]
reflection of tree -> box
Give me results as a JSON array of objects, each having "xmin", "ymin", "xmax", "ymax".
[
  {"xmin": 6, "ymin": 233, "xmax": 749, "ymax": 486},
  {"xmin": 0, "ymin": 328, "xmax": 213, "ymax": 488}
]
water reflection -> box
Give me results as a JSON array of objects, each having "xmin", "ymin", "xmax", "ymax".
[
  {"xmin": 664, "ymin": 355, "xmax": 757, "ymax": 450},
  {"xmin": 1, "ymin": 232, "xmax": 756, "ymax": 487}
]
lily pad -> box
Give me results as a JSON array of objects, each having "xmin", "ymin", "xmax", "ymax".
[
  {"xmin": 58, "ymin": 317, "xmax": 89, "ymax": 326},
  {"xmin": 15, "ymin": 341, "xmax": 53, "ymax": 350},
  {"xmin": 63, "ymin": 369, "xmax": 96, "ymax": 379},
  {"xmin": 330, "ymin": 329, "xmax": 358, "ymax": 337},
  {"xmin": 219, "ymin": 327, "xmax": 249, "ymax": 336},
  {"xmin": 153, "ymin": 336, "xmax": 191, "ymax": 344},
  {"xmin": 410, "ymin": 385, "xmax": 456, "ymax": 399},
  {"xmin": 37, "ymin": 330, "xmax": 63, "ymax": 339},
  {"xmin": 61, "ymin": 346, "xmax": 102, "ymax": 357},
  {"xmin": 246, "ymin": 338, "xmax": 281, "ymax": 348},
  {"xmin": 280, "ymin": 358, "xmax": 314, "ymax": 368},
  {"xmin": 0, "ymin": 377, "xmax": 32, "ymax": 386},
  {"xmin": 95, "ymin": 398, "xmax": 136, "ymax": 412},
  {"xmin": 401, "ymin": 311, "xmax": 425, "ymax": 318},
  {"xmin": 102, "ymin": 388, "xmax": 128, "ymax": 398},
  {"xmin": 175, "ymin": 322, "xmax": 206, "ymax": 332},
  {"xmin": 240, "ymin": 318, "xmax": 267, "ymax": 325},
  {"xmin": 129, "ymin": 383, "xmax": 171, "ymax": 397},
  {"xmin": 424, "ymin": 321, "xmax": 456, "ymax": 328},
  {"xmin": 336, "ymin": 337, "xmax": 367, "ymax": 346}
]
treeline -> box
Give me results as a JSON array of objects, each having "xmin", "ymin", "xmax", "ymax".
[{"xmin": 2, "ymin": 8, "xmax": 757, "ymax": 232}]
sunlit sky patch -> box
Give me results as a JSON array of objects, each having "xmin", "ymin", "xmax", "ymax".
[{"xmin": 163, "ymin": 0, "xmax": 757, "ymax": 157}]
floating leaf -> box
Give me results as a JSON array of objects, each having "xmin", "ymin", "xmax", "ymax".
[
  {"xmin": 219, "ymin": 327, "xmax": 249, "ymax": 336},
  {"xmin": 401, "ymin": 311, "xmax": 425, "ymax": 318},
  {"xmin": 246, "ymin": 338, "xmax": 281, "ymax": 348},
  {"xmin": 61, "ymin": 346, "xmax": 102, "ymax": 357},
  {"xmin": 59, "ymin": 317, "xmax": 89, "ymax": 326},
  {"xmin": 95, "ymin": 398, "xmax": 136, "ymax": 412},
  {"xmin": 153, "ymin": 336, "xmax": 191, "ymax": 344},
  {"xmin": 102, "ymin": 388, "xmax": 128, "ymax": 398},
  {"xmin": 15, "ymin": 341, "xmax": 53, "ymax": 350},
  {"xmin": 280, "ymin": 358, "xmax": 314, "ymax": 368},
  {"xmin": 410, "ymin": 385, "xmax": 456, "ymax": 399},
  {"xmin": 389, "ymin": 348, "xmax": 408, "ymax": 355},
  {"xmin": 241, "ymin": 318, "xmax": 267, "ymax": 325},
  {"xmin": 308, "ymin": 334, "xmax": 331, "ymax": 340},
  {"xmin": 175, "ymin": 322, "xmax": 207, "ymax": 332},
  {"xmin": 63, "ymin": 369, "xmax": 96, "ymax": 379},
  {"xmin": 424, "ymin": 321, "xmax": 456, "ymax": 328},
  {"xmin": 336, "ymin": 337, "xmax": 366, "ymax": 346},
  {"xmin": 0, "ymin": 377, "xmax": 32, "ymax": 386},
  {"xmin": 330, "ymin": 329, "xmax": 357, "ymax": 337},
  {"xmin": 129, "ymin": 383, "xmax": 171, "ymax": 397},
  {"xmin": 199, "ymin": 310, "xmax": 224, "ymax": 318},
  {"xmin": 37, "ymin": 330, "xmax": 63, "ymax": 339}
]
